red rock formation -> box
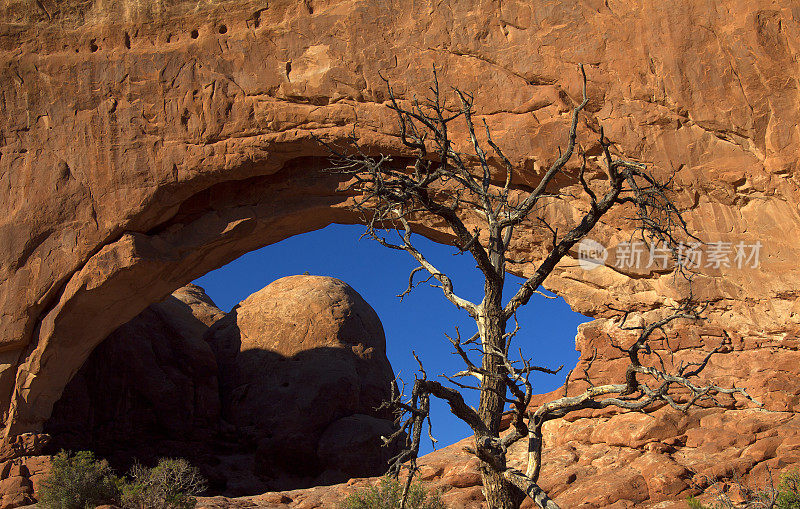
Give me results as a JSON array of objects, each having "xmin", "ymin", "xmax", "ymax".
[
  {"xmin": 33, "ymin": 278, "xmax": 397, "ymax": 502},
  {"xmin": 43, "ymin": 283, "xmax": 224, "ymax": 484},
  {"xmin": 195, "ymin": 318, "xmax": 800, "ymax": 507},
  {"xmin": 205, "ymin": 275, "xmax": 397, "ymax": 489},
  {"xmin": 47, "ymin": 283, "xmax": 224, "ymax": 436},
  {"xmin": 1, "ymin": 0, "xmax": 799, "ymax": 507}
]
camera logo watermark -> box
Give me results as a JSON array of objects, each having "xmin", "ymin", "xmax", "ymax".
[
  {"xmin": 577, "ymin": 238, "xmax": 608, "ymax": 270},
  {"xmin": 577, "ymin": 239, "xmax": 762, "ymax": 271}
]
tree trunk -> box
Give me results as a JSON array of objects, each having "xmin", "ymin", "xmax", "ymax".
[
  {"xmin": 481, "ymin": 465, "xmax": 525, "ymax": 509},
  {"xmin": 476, "ymin": 283, "xmax": 525, "ymax": 509},
  {"xmin": 504, "ymin": 469, "xmax": 560, "ymax": 509}
]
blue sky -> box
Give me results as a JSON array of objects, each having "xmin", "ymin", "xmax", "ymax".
[{"xmin": 194, "ymin": 223, "xmax": 590, "ymax": 455}]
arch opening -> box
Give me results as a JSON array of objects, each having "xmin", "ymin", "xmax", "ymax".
[
  {"xmin": 3, "ymin": 156, "xmax": 360, "ymax": 438},
  {"xmin": 39, "ymin": 222, "xmax": 588, "ymax": 496},
  {"xmin": 191, "ymin": 224, "xmax": 590, "ymax": 457}
]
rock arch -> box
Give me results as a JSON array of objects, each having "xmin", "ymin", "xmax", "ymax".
[
  {"xmin": 2, "ymin": 0, "xmax": 800, "ymax": 449},
  {"xmin": 4, "ymin": 159, "xmax": 363, "ymax": 436}
]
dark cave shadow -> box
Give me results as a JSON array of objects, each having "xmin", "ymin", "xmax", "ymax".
[{"xmin": 44, "ymin": 299, "xmax": 398, "ymax": 496}]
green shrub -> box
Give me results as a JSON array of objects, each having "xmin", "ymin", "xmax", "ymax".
[
  {"xmin": 121, "ymin": 457, "xmax": 207, "ymax": 509},
  {"xmin": 686, "ymin": 496, "xmax": 725, "ymax": 509},
  {"xmin": 340, "ymin": 475, "xmax": 446, "ymax": 509},
  {"xmin": 37, "ymin": 450, "xmax": 122, "ymax": 509},
  {"xmin": 687, "ymin": 470, "xmax": 800, "ymax": 509},
  {"xmin": 774, "ymin": 470, "xmax": 800, "ymax": 508}
]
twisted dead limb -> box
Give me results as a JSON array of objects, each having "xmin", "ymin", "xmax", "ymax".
[{"xmin": 319, "ymin": 65, "xmax": 757, "ymax": 509}]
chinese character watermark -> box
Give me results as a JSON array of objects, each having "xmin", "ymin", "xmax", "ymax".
[
  {"xmin": 576, "ymin": 238, "xmax": 762, "ymax": 271},
  {"xmin": 733, "ymin": 240, "xmax": 762, "ymax": 269},
  {"xmin": 615, "ymin": 241, "xmax": 645, "ymax": 269}
]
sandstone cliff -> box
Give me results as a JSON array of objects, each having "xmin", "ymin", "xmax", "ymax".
[{"xmin": 1, "ymin": 0, "xmax": 799, "ymax": 507}]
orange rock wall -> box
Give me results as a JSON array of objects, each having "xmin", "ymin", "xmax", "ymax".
[{"xmin": 1, "ymin": 1, "xmax": 800, "ymax": 505}]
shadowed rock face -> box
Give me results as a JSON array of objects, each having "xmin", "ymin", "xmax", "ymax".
[
  {"xmin": 1, "ymin": 0, "xmax": 800, "ymax": 506},
  {"xmin": 42, "ymin": 277, "xmax": 397, "ymax": 497},
  {"xmin": 205, "ymin": 275, "xmax": 397, "ymax": 486},
  {"xmin": 43, "ymin": 284, "xmax": 225, "ymax": 478}
]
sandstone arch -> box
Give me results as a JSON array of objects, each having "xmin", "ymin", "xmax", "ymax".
[
  {"xmin": 1, "ymin": 0, "xmax": 800, "ymax": 450},
  {"xmin": 3, "ymin": 159, "xmax": 364, "ymax": 436}
]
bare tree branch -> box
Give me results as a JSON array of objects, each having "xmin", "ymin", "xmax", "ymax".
[{"xmin": 322, "ymin": 65, "xmax": 757, "ymax": 509}]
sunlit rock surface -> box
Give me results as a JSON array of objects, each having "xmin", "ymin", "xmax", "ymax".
[
  {"xmin": 205, "ymin": 275, "xmax": 396, "ymax": 488},
  {"xmin": 1, "ymin": 0, "xmax": 800, "ymax": 506}
]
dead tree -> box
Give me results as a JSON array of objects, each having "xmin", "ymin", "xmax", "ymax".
[{"xmin": 318, "ymin": 66, "xmax": 758, "ymax": 509}]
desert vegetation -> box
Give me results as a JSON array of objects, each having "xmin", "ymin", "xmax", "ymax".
[
  {"xmin": 37, "ymin": 450, "xmax": 206, "ymax": 509},
  {"xmin": 688, "ymin": 470, "xmax": 800, "ymax": 509},
  {"xmin": 340, "ymin": 476, "xmax": 446, "ymax": 509},
  {"xmin": 37, "ymin": 450, "xmax": 122, "ymax": 509}
]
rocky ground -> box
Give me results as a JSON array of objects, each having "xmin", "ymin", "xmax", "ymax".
[
  {"xmin": 193, "ymin": 323, "xmax": 800, "ymax": 508},
  {"xmin": 7, "ymin": 284, "xmax": 800, "ymax": 508}
]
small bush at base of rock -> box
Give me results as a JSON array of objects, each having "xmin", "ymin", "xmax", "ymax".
[
  {"xmin": 775, "ymin": 471, "xmax": 800, "ymax": 508},
  {"xmin": 121, "ymin": 457, "xmax": 207, "ymax": 509},
  {"xmin": 340, "ymin": 475, "xmax": 446, "ymax": 509},
  {"xmin": 687, "ymin": 496, "xmax": 715, "ymax": 509},
  {"xmin": 688, "ymin": 470, "xmax": 800, "ymax": 509},
  {"xmin": 37, "ymin": 450, "xmax": 122, "ymax": 509}
]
